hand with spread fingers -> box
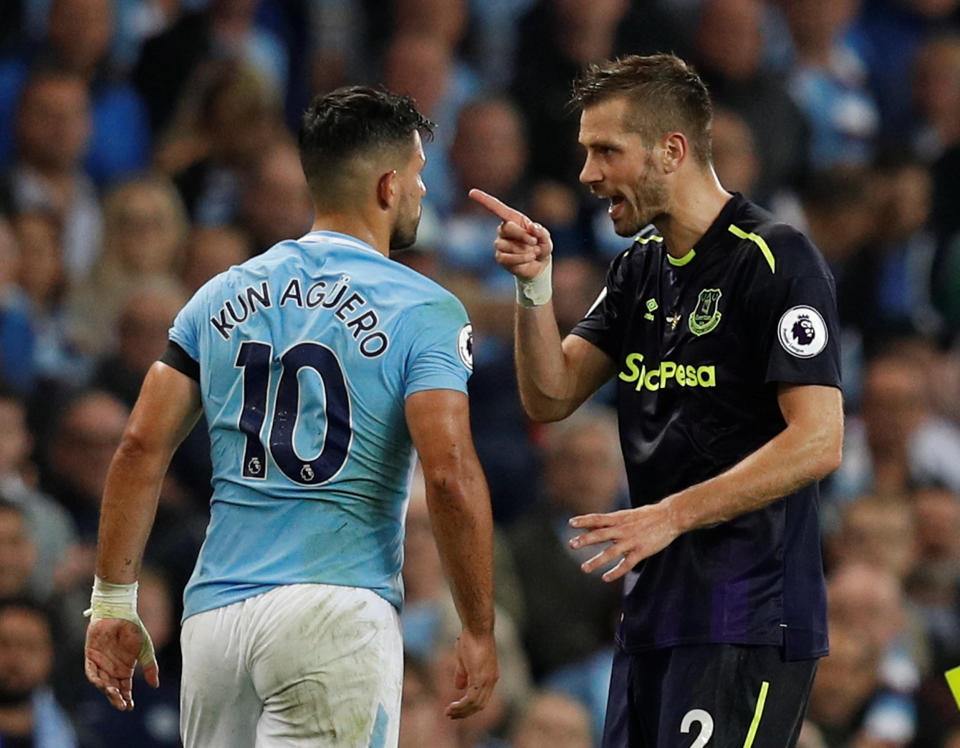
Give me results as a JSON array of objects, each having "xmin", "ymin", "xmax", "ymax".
[
  {"xmin": 468, "ymin": 188, "xmax": 552, "ymax": 281},
  {"xmin": 445, "ymin": 628, "xmax": 499, "ymax": 719},
  {"xmin": 84, "ymin": 617, "xmax": 159, "ymax": 711},
  {"xmin": 569, "ymin": 503, "xmax": 681, "ymax": 583}
]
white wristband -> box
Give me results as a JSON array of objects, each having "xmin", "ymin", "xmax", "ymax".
[
  {"xmin": 515, "ymin": 261, "xmax": 552, "ymax": 308},
  {"xmin": 84, "ymin": 576, "xmax": 156, "ymax": 666},
  {"xmin": 85, "ymin": 575, "xmax": 139, "ymax": 620}
]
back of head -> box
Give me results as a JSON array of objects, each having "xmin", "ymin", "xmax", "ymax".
[
  {"xmin": 570, "ymin": 54, "xmax": 714, "ymax": 166},
  {"xmin": 298, "ymin": 86, "xmax": 434, "ymax": 212}
]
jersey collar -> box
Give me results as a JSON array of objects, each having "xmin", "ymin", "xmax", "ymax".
[
  {"xmin": 690, "ymin": 191, "xmax": 745, "ymax": 255},
  {"xmin": 298, "ymin": 230, "xmax": 383, "ymax": 257}
]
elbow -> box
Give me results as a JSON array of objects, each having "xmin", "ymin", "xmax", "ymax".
[
  {"xmin": 114, "ymin": 425, "xmax": 159, "ymax": 466},
  {"xmin": 812, "ymin": 431, "xmax": 843, "ymax": 480},
  {"xmin": 520, "ymin": 393, "xmax": 574, "ymax": 424}
]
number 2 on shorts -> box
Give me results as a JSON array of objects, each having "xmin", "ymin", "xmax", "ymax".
[{"xmin": 680, "ymin": 708, "xmax": 714, "ymax": 747}]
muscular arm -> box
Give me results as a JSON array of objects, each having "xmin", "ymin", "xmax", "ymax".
[
  {"xmin": 468, "ymin": 188, "xmax": 615, "ymax": 421},
  {"xmin": 96, "ymin": 362, "xmax": 202, "ymax": 582},
  {"xmin": 572, "ymin": 383, "xmax": 844, "ymax": 581},
  {"xmin": 405, "ymin": 388, "xmax": 498, "ymax": 717},
  {"xmin": 515, "ymin": 311, "xmax": 616, "ymax": 422},
  {"xmin": 86, "ymin": 361, "xmax": 202, "ymax": 710}
]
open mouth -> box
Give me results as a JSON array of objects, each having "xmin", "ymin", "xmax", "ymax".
[{"xmin": 608, "ymin": 196, "xmax": 626, "ymax": 219}]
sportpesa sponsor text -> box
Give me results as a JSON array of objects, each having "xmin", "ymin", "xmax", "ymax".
[{"xmin": 618, "ymin": 353, "xmax": 716, "ymax": 391}]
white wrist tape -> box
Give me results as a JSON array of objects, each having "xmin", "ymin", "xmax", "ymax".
[
  {"xmin": 84, "ymin": 576, "xmax": 156, "ymax": 666},
  {"xmin": 515, "ymin": 261, "xmax": 552, "ymax": 308}
]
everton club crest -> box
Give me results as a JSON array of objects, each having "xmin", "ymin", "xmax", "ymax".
[{"xmin": 688, "ymin": 288, "xmax": 722, "ymax": 336}]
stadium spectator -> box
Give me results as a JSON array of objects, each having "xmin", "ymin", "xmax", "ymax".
[
  {"xmin": 510, "ymin": 0, "xmax": 630, "ymax": 189},
  {"xmin": 709, "ymin": 107, "xmax": 761, "ymax": 200},
  {"xmin": 510, "ymin": 690, "xmax": 594, "ymax": 748},
  {"xmin": 43, "ymin": 390, "xmax": 128, "ymax": 541},
  {"xmin": 806, "ymin": 623, "xmax": 891, "ymax": 747},
  {"xmin": 88, "ymin": 277, "xmax": 189, "ymax": 409},
  {"xmin": 910, "ymin": 32, "xmax": 960, "ymax": 160},
  {"xmin": 0, "ymin": 213, "xmax": 34, "ymax": 392},
  {"xmin": 0, "ymin": 384, "xmax": 75, "ymax": 600},
  {"xmin": 826, "ymin": 494, "xmax": 918, "ymax": 581},
  {"xmin": 5, "ymin": 69, "xmax": 101, "ymax": 281},
  {"xmin": 133, "ymin": 0, "xmax": 289, "ymax": 134},
  {"xmin": 382, "ymin": 30, "xmax": 480, "ymax": 218},
  {"xmin": 442, "ymin": 96, "xmax": 532, "ymax": 287},
  {"xmin": 179, "ymin": 225, "xmax": 251, "ymax": 294},
  {"xmin": 905, "ymin": 484, "xmax": 960, "ymax": 673},
  {"xmin": 848, "ymin": 0, "xmax": 960, "ymax": 141},
  {"xmin": 505, "ymin": 407, "xmax": 623, "ymax": 681},
  {"xmin": 66, "ymin": 174, "xmax": 188, "ymax": 358},
  {"xmin": 0, "ymin": 597, "xmax": 78, "ymax": 747},
  {"xmin": 237, "ymin": 138, "xmax": 313, "ymax": 255},
  {"xmin": 0, "ymin": 0, "xmax": 151, "ymax": 186},
  {"xmin": 12, "ymin": 209, "xmax": 90, "ymax": 386},
  {"xmin": 692, "ymin": 0, "xmax": 810, "ymax": 200},
  {"xmin": 830, "ymin": 347, "xmax": 960, "ymax": 506},
  {"xmin": 784, "ymin": 0, "xmax": 880, "ymax": 169},
  {"xmin": 0, "ymin": 500, "xmax": 37, "ymax": 599},
  {"xmin": 841, "ymin": 152, "xmax": 941, "ymax": 349},
  {"xmin": 397, "ymin": 653, "xmax": 457, "ymax": 748},
  {"xmin": 826, "ymin": 562, "xmax": 926, "ymax": 743},
  {"xmin": 157, "ymin": 60, "xmax": 284, "ymax": 225}
]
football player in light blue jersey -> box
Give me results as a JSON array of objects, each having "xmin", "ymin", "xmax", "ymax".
[{"xmin": 83, "ymin": 86, "xmax": 498, "ymax": 747}]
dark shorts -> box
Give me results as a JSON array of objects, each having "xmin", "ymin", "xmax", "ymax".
[{"xmin": 601, "ymin": 644, "xmax": 818, "ymax": 748}]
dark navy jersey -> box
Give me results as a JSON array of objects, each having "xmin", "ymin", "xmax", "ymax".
[{"xmin": 571, "ymin": 193, "xmax": 840, "ymax": 660}]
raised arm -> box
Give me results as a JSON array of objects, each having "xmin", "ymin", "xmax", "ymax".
[
  {"xmin": 570, "ymin": 383, "xmax": 844, "ymax": 581},
  {"xmin": 84, "ymin": 361, "xmax": 202, "ymax": 710},
  {"xmin": 405, "ymin": 388, "xmax": 498, "ymax": 719},
  {"xmin": 469, "ymin": 188, "xmax": 615, "ymax": 421}
]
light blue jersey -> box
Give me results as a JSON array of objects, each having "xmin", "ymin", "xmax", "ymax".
[{"xmin": 169, "ymin": 231, "xmax": 473, "ymax": 621}]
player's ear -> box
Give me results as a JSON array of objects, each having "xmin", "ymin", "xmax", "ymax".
[
  {"xmin": 377, "ymin": 169, "xmax": 399, "ymax": 210},
  {"xmin": 660, "ymin": 132, "xmax": 687, "ymax": 174}
]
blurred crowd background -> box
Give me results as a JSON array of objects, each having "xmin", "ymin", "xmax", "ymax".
[{"xmin": 1, "ymin": 0, "xmax": 960, "ymax": 746}]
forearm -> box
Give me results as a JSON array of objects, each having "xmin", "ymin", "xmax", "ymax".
[
  {"xmin": 95, "ymin": 437, "xmax": 172, "ymax": 583},
  {"xmin": 94, "ymin": 362, "xmax": 202, "ymax": 584},
  {"xmin": 514, "ymin": 303, "xmax": 575, "ymax": 422},
  {"xmin": 425, "ymin": 464, "xmax": 495, "ymax": 636},
  {"xmin": 663, "ymin": 419, "xmax": 841, "ymax": 534}
]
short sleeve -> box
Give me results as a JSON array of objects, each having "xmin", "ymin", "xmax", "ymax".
[
  {"xmin": 570, "ymin": 250, "xmax": 629, "ymax": 358},
  {"xmin": 168, "ymin": 285, "xmax": 206, "ymax": 363},
  {"xmin": 757, "ymin": 273, "xmax": 842, "ymax": 387},
  {"xmin": 403, "ymin": 294, "xmax": 472, "ymax": 398}
]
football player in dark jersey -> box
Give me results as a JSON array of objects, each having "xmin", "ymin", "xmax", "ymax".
[{"xmin": 471, "ymin": 54, "xmax": 843, "ymax": 747}]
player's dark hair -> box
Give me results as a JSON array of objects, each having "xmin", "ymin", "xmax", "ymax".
[
  {"xmin": 570, "ymin": 54, "xmax": 714, "ymax": 166},
  {"xmin": 298, "ymin": 86, "xmax": 434, "ymax": 206}
]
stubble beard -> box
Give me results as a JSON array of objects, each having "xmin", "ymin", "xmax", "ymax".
[
  {"xmin": 614, "ymin": 157, "xmax": 669, "ymax": 236},
  {"xmin": 389, "ymin": 201, "xmax": 421, "ymax": 251}
]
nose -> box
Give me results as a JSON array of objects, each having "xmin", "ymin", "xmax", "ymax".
[{"xmin": 579, "ymin": 154, "xmax": 600, "ymax": 186}]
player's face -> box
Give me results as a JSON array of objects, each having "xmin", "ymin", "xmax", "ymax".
[
  {"xmin": 389, "ymin": 132, "xmax": 427, "ymax": 251},
  {"xmin": 578, "ymin": 97, "xmax": 669, "ymax": 236}
]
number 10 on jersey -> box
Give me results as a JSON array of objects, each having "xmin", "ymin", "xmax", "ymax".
[{"xmin": 234, "ymin": 341, "xmax": 352, "ymax": 485}]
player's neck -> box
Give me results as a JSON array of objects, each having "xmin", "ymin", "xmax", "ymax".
[
  {"xmin": 309, "ymin": 213, "xmax": 389, "ymax": 257},
  {"xmin": 657, "ymin": 169, "xmax": 732, "ymax": 259}
]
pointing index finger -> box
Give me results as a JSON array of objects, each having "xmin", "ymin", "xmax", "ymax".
[{"xmin": 468, "ymin": 188, "xmax": 532, "ymax": 229}]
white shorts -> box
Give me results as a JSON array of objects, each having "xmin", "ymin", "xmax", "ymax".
[{"xmin": 180, "ymin": 583, "xmax": 402, "ymax": 748}]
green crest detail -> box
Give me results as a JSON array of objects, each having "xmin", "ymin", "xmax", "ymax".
[
  {"xmin": 688, "ymin": 288, "xmax": 723, "ymax": 336},
  {"xmin": 645, "ymin": 298, "xmax": 659, "ymax": 312}
]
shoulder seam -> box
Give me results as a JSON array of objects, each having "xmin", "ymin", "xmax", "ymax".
[{"xmin": 728, "ymin": 224, "xmax": 775, "ymax": 273}]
